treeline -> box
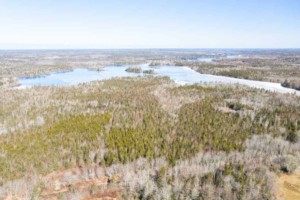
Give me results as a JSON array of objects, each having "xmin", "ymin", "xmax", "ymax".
[{"xmin": 217, "ymin": 69, "xmax": 263, "ymax": 80}]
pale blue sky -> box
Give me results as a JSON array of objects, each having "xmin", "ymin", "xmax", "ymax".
[{"xmin": 0, "ymin": 0, "xmax": 299, "ymax": 49}]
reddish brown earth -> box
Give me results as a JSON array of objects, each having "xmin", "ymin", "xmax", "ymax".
[{"xmin": 3, "ymin": 165, "xmax": 122, "ymax": 200}]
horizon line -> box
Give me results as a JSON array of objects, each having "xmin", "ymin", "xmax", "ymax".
[{"xmin": 0, "ymin": 47, "xmax": 300, "ymax": 51}]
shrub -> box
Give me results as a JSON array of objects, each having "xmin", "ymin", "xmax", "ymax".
[
  {"xmin": 226, "ymin": 102, "xmax": 244, "ymax": 111},
  {"xmin": 274, "ymin": 155, "xmax": 298, "ymax": 173}
]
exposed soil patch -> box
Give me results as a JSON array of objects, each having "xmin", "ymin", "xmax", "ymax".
[{"xmin": 278, "ymin": 167, "xmax": 300, "ymax": 200}]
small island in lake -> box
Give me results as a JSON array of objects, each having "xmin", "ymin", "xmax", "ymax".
[
  {"xmin": 143, "ymin": 69, "xmax": 156, "ymax": 75},
  {"xmin": 125, "ymin": 66, "xmax": 142, "ymax": 73},
  {"xmin": 281, "ymin": 80, "xmax": 300, "ymax": 91}
]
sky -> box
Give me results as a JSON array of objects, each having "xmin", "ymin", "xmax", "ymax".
[{"xmin": 0, "ymin": 0, "xmax": 299, "ymax": 49}]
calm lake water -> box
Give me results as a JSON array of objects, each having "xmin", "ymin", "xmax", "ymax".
[{"xmin": 18, "ymin": 65, "xmax": 300, "ymax": 95}]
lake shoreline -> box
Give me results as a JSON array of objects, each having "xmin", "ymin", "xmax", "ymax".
[{"xmin": 16, "ymin": 65, "xmax": 300, "ymax": 96}]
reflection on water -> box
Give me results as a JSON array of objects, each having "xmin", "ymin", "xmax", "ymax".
[{"xmin": 18, "ymin": 65, "xmax": 299, "ymax": 95}]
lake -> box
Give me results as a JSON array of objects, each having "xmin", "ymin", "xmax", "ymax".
[
  {"xmin": 185, "ymin": 57, "xmax": 214, "ymax": 62},
  {"xmin": 18, "ymin": 65, "xmax": 300, "ymax": 95}
]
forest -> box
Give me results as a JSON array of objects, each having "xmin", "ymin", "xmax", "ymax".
[
  {"xmin": 0, "ymin": 49, "xmax": 299, "ymax": 199},
  {"xmin": 0, "ymin": 75, "xmax": 299, "ymax": 199}
]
